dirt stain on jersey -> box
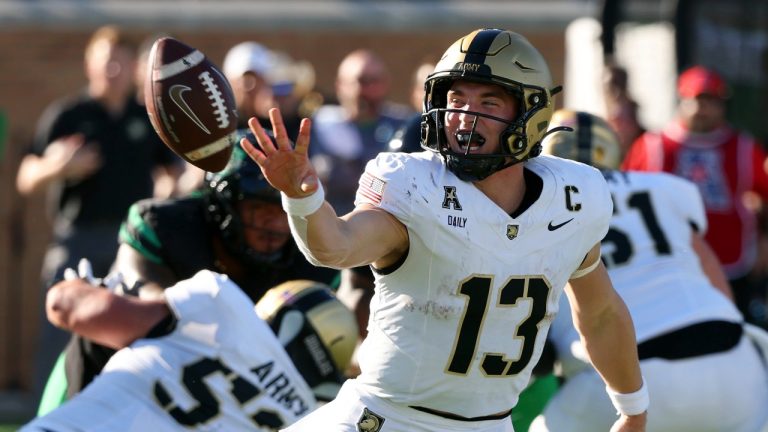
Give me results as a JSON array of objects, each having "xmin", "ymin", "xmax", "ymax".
[{"xmin": 403, "ymin": 299, "xmax": 460, "ymax": 320}]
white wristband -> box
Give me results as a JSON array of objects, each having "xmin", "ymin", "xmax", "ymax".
[
  {"xmin": 281, "ymin": 183, "xmax": 325, "ymax": 217},
  {"xmin": 606, "ymin": 379, "xmax": 649, "ymax": 416}
]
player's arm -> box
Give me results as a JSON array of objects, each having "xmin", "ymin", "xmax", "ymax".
[
  {"xmin": 241, "ymin": 108, "xmax": 409, "ymax": 270},
  {"xmin": 113, "ymin": 201, "xmax": 178, "ymax": 298},
  {"xmin": 691, "ymin": 233, "xmax": 733, "ymax": 300},
  {"xmin": 566, "ymin": 243, "xmax": 647, "ymax": 430},
  {"xmin": 46, "ymin": 278, "xmax": 169, "ymax": 349},
  {"xmin": 112, "ymin": 243, "xmax": 176, "ymax": 298},
  {"xmin": 300, "ymin": 202, "xmax": 408, "ymax": 269}
]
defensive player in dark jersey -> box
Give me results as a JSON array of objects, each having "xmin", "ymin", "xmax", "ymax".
[
  {"xmin": 39, "ymin": 141, "xmax": 339, "ymax": 412},
  {"xmin": 114, "ymin": 143, "xmax": 336, "ymax": 298}
]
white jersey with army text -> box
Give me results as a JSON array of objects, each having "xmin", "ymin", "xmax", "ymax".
[
  {"xmin": 534, "ymin": 171, "xmax": 768, "ymax": 432},
  {"xmin": 352, "ymin": 151, "xmax": 612, "ymax": 418},
  {"xmin": 23, "ymin": 270, "xmax": 316, "ymax": 432},
  {"xmin": 548, "ymin": 171, "xmax": 743, "ymax": 376}
]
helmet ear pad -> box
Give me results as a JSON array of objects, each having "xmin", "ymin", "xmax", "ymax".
[
  {"xmin": 204, "ymin": 178, "xmax": 243, "ymax": 247},
  {"xmin": 501, "ymin": 131, "xmax": 526, "ymax": 156},
  {"xmin": 496, "ymin": 88, "xmax": 551, "ymax": 160}
]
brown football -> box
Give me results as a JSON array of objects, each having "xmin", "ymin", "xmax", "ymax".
[{"xmin": 145, "ymin": 37, "xmax": 237, "ymax": 172}]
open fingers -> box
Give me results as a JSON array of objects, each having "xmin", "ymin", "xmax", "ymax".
[
  {"xmin": 245, "ymin": 117, "xmax": 276, "ymax": 156},
  {"xmin": 268, "ymin": 108, "xmax": 294, "ymax": 151},
  {"xmin": 293, "ymin": 117, "xmax": 312, "ymax": 156},
  {"xmin": 240, "ymin": 134, "xmax": 267, "ymax": 165}
]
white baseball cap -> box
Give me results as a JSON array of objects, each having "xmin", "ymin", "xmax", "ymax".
[
  {"xmin": 222, "ymin": 41, "xmax": 273, "ymax": 79},
  {"xmin": 267, "ymin": 50, "xmax": 316, "ymax": 97}
]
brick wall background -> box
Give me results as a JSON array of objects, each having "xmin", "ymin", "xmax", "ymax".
[{"xmin": 0, "ymin": 15, "xmax": 567, "ymax": 420}]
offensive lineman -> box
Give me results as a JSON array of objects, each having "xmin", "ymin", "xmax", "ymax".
[
  {"xmin": 532, "ymin": 110, "xmax": 768, "ymax": 432},
  {"xmin": 23, "ymin": 268, "xmax": 358, "ymax": 431},
  {"xmin": 242, "ymin": 29, "xmax": 647, "ymax": 431}
]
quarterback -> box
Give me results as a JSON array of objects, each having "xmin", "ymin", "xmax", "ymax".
[
  {"xmin": 532, "ymin": 110, "xmax": 768, "ymax": 432},
  {"xmin": 242, "ymin": 29, "xmax": 647, "ymax": 432},
  {"xmin": 22, "ymin": 269, "xmax": 357, "ymax": 431}
]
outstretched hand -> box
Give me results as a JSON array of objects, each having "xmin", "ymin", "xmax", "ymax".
[{"xmin": 240, "ymin": 108, "xmax": 319, "ymax": 198}]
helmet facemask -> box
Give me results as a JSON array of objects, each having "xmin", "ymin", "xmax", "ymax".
[
  {"xmin": 221, "ymin": 198, "xmax": 295, "ymax": 268},
  {"xmin": 422, "ymin": 79, "xmax": 543, "ymax": 181},
  {"xmin": 205, "ymin": 139, "xmax": 296, "ymax": 269},
  {"xmin": 420, "ymin": 28, "xmax": 558, "ymax": 181}
]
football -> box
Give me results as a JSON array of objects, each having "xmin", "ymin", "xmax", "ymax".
[{"xmin": 145, "ymin": 37, "xmax": 238, "ymax": 172}]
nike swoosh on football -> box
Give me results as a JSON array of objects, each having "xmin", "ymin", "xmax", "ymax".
[
  {"xmin": 169, "ymin": 84, "xmax": 211, "ymax": 134},
  {"xmin": 548, "ymin": 218, "xmax": 574, "ymax": 231}
]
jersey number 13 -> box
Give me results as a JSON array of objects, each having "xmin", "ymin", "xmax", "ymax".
[{"xmin": 446, "ymin": 276, "xmax": 550, "ymax": 376}]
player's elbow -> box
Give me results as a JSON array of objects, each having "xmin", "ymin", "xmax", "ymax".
[
  {"xmin": 302, "ymin": 235, "xmax": 360, "ymax": 269},
  {"xmin": 303, "ymin": 248, "xmax": 350, "ymax": 269}
]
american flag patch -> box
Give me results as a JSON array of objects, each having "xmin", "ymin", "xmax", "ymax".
[{"xmin": 358, "ymin": 172, "xmax": 387, "ymax": 205}]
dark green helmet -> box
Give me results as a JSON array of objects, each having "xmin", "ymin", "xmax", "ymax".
[{"xmin": 204, "ymin": 131, "xmax": 294, "ymax": 268}]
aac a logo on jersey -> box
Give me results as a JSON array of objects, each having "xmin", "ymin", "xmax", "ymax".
[
  {"xmin": 442, "ymin": 186, "xmax": 462, "ymax": 210},
  {"xmin": 443, "ymin": 185, "xmax": 521, "ymax": 240},
  {"xmin": 443, "ymin": 186, "xmax": 467, "ymax": 228}
]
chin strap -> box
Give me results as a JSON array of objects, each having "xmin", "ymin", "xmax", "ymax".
[{"xmin": 540, "ymin": 125, "xmax": 574, "ymax": 142}]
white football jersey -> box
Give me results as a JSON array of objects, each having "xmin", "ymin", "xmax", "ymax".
[
  {"xmin": 353, "ymin": 152, "xmax": 612, "ymax": 417},
  {"xmin": 23, "ymin": 270, "xmax": 316, "ymax": 432},
  {"xmin": 549, "ymin": 170, "xmax": 743, "ymax": 377}
]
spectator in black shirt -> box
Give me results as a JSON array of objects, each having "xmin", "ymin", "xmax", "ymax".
[{"xmin": 16, "ymin": 25, "xmax": 182, "ymax": 404}]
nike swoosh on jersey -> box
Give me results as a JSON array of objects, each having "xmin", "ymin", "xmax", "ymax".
[
  {"xmin": 548, "ymin": 218, "xmax": 574, "ymax": 231},
  {"xmin": 169, "ymin": 84, "xmax": 211, "ymax": 134}
]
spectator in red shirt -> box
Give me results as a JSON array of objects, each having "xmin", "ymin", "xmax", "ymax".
[{"xmin": 622, "ymin": 65, "xmax": 768, "ymax": 327}]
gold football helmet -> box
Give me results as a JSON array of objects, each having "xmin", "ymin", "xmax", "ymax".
[
  {"xmin": 256, "ymin": 279, "xmax": 358, "ymax": 401},
  {"xmin": 421, "ymin": 28, "xmax": 559, "ymax": 181},
  {"xmin": 542, "ymin": 110, "xmax": 622, "ymax": 170}
]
